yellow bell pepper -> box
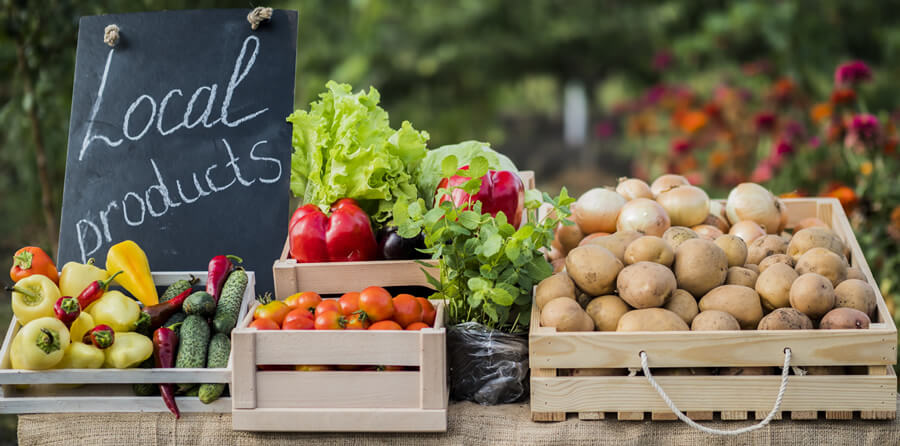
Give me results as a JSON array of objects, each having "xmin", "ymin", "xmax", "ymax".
[
  {"xmin": 88, "ymin": 290, "xmax": 141, "ymax": 333},
  {"xmin": 69, "ymin": 312, "xmax": 95, "ymax": 344},
  {"xmin": 103, "ymin": 332, "xmax": 153, "ymax": 369},
  {"xmin": 55, "ymin": 342, "xmax": 105, "ymax": 369},
  {"xmin": 9, "ymin": 275, "xmax": 60, "ymax": 325},
  {"xmin": 59, "ymin": 258, "xmax": 108, "ymax": 299},
  {"xmin": 11, "ymin": 317, "xmax": 71, "ymax": 370},
  {"xmin": 106, "ymin": 240, "xmax": 158, "ymax": 306}
]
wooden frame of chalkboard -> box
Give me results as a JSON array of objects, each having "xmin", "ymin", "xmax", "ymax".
[{"xmin": 0, "ymin": 271, "xmax": 255, "ymax": 414}]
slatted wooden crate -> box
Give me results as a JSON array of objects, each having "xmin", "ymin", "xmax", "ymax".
[
  {"xmin": 0, "ymin": 271, "xmax": 256, "ymax": 414},
  {"xmin": 530, "ymin": 198, "xmax": 897, "ymax": 422}
]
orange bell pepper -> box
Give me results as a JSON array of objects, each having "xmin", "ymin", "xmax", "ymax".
[{"xmin": 10, "ymin": 247, "xmax": 58, "ymax": 284}]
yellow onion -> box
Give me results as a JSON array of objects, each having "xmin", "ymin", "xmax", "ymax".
[
  {"xmin": 574, "ymin": 188, "xmax": 626, "ymax": 234},
  {"xmin": 616, "ymin": 177, "xmax": 653, "ymax": 201},
  {"xmin": 702, "ymin": 201, "xmax": 730, "ymax": 232},
  {"xmin": 692, "ymin": 224, "xmax": 724, "ymax": 240},
  {"xmin": 775, "ymin": 198, "xmax": 789, "ymax": 232},
  {"xmin": 728, "ymin": 220, "xmax": 766, "ymax": 244},
  {"xmin": 725, "ymin": 183, "xmax": 784, "ymax": 233},
  {"xmin": 616, "ymin": 198, "xmax": 671, "ymax": 237},
  {"xmin": 650, "ymin": 174, "xmax": 689, "ymax": 197},
  {"xmin": 554, "ymin": 217, "xmax": 584, "ymax": 253},
  {"xmin": 656, "ymin": 185, "xmax": 710, "ymax": 227}
]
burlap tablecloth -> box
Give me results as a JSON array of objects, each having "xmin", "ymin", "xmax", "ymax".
[{"xmin": 18, "ymin": 399, "xmax": 900, "ymax": 445}]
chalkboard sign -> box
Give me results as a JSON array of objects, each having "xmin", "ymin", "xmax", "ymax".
[{"xmin": 58, "ymin": 9, "xmax": 298, "ymax": 294}]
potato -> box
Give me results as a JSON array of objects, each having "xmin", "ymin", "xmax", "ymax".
[
  {"xmin": 743, "ymin": 263, "xmax": 760, "ymax": 274},
  {"xmin": 759, "ymin": 254, "xmax": 794, "ymax": 273},
  {"xmin": 624, "ymin": 236, "xmax": 674, "ymax": 266},
  {"xmin": 819, "ymin": 307, "xmax": 871, "ymax": 329},
  {"xmin": 755, "ymin": 263, "xmax": 798, "ymax": 311},
  {"xmin": 565, "ymin": 245, "xmax": 623, "ymax": 296},
  {"xmin": 663, "ymin": 289, "xmax": 699, "ymax": 325},
  {"xmin": 585, "ymin": 295, "xmax": 631, "ymax": 331},
  {"xmin": 698, "ymin": 285, "xmax": 764, "ymax": 329},
  {"xmin": 692, "ymin": 224, "xmax": 724, "ymax": 241},
  {"xmin": 726, "ymin": 266, "xmax": 758, "ymax": 288},
  {"xmin": 540, "ymin": 298, "xmax": 593, "ymax": 331},
  {"xmin": 617, "ymin": 262, "xmax": 677, "ymax": 308},
  {"xmin": 788, "ymin": 227, "xmax": 848, "ymax": 260},
  {"xmin": 674, "ymin": 239, "xmax": 728, "ymax": 297},
  {"xmin": 535, "ymin": 272, "xmax": 576, "ymax": 310},
  {"xmin": 691, "ymin": 310, "xmax": 741, "ymax": 330},
  {"xmin": 585, "ymin": 230, "xmax": 642, "ymax": 263},
  {"xmin": 718, "ymin": 367, "xmax": 775, "ymax": 376},
  {"xmin": 714, "ymin": 235, "xmax": 748, "ymax": 267},
  {"xmin": 551, "ymin": 258, "xmax": 566, "ymax": 273},
  {"xmin": 789, "ymin": 273, "xmax": 835, "ymax": 319},
  {"xmin": 795, "ymin": 247, "xmax": 848, "ymax": 287},
  {"xmin": 578, "ymin": 311, "xmax": 596, "ymax": 331},
  {"xmin": 570, "ymin": 368, "xmax": 627, "ymax": 377},
  {"xmin": 578, "ymin": 232, "xmax": 608, "ymax": 247},
  {"xmin": 663, "ymin": 226, "xmax": 698, "ymax": 250},
  {"xmin": 757, "ymin": 308, "xmax": 814, "ymax": 330},
  {"xmin": 834, "ymin": 279, "xmax": 877, "ymax": 319},
  {"xmin": 746, "ymin": 234, "xmax": 788, "ymax": 265},
  {"xmin": 846, "ymin": 267, "xmax": 866, "ymax": 281},
  {"xmin": 616, "ymin": 308, "xmax": 690, "ymax": 331}
]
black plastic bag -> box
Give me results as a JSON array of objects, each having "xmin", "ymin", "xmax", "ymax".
[{"xmin": 447, "ymin": 322, "xmax": 529, "ymax": 405}]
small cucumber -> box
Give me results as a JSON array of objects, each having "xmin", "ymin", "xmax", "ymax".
[
  {"xmin": 184, "ymin": 291, "xmax": 216, "ymax": 317},
  {"xmin": 213, "ymin": 269, "xmax": 248, "ymax": 334},
  {"xmin": 164, "ymin": 312, "xmax": 187, "ymax": 334},
  {"xmin": 132, "ymin": 358, "xmax": 157, "ymax": 396},
  {"xmin": 160, "ymin": 277, "xmax": 196, "ymax": 303},
  {"xmin": 198, "ymin": 333, "xmax": 231, "ymax": 404},
  {"xmin": 175, "ymin": 315, "xmax": 210, "ymax": 392}
]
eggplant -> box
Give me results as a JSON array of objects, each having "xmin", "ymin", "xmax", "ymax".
[{"xmin": 377, "ymin": 226, "xmax": 428, "ymax": 260}]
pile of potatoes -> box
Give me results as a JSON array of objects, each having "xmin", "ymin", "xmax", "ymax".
[{"xmin": 539, "ymin": 177, "xmax": 879, "ymax": 339}]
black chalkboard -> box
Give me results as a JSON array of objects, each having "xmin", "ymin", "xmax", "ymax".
[{"xmin": 58, "ymin": 9, "xmax": 298, "ymax": 294}]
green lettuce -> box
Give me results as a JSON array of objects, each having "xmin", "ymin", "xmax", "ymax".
[
  {"xmin": 416, "ymin": 140, "xmax": 518, "ymax": 207},
  {"xmin": 288, "ymin": 81, "xmax": 429, "ymax": 225}
]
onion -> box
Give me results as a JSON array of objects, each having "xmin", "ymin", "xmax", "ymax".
[
  {"xmin": 555, "ymin": 217, "xmax": 584, "ymax": 253},
  {"xmin": 692, "ymin": 224, "xmax": 724, "ymax": 240},
  {"xmin": 794, "ymin": 217, "xmax": 829, "ymax": 231},
  {"xmin": 578, "ymin": 232, "xmax": 609, "ymax": 246},
  {"xmin": 725, "ymin": 183, "xmax": 783, "ymax": 233},
  {"xmin": 775, "ymin": 198, "xmax": 788, "ymax": 232},
  {"xmin": 728, "ymin": 220, "xmax": 766, "ymax": 244},
  {"xmin": 703, "ymin": 201, "xmax": 730, "ymax": 232},
  {"xmin": 656, "ymin": 185, "xmax": 710, "ymax": 227},
  {"xmin": 574, "ymin": 188, "xmax": 626, "ymax": 234},
  {"xmin": 616, "ymin": 177, "xmax": 653, "ymax": 201},
  {"xmin": 616, "ymin": 198, "xmax": 671, "ymax": 237},
  {"xmin": 650, "ymin": 174, "xmax": 689, "ymax": 197}
]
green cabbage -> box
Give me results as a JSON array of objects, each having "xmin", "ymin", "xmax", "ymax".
[
  {"xmin": 416, "ymin": 140, "xmax": 518, "ymax": 207},
  {"xmin": 288, "ymin": 81, "xmax": 429, "ymax": 224}
]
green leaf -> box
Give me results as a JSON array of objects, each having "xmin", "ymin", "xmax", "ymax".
[
  {"xmin": 469, "ymin": 156, "xmax": 490, "ymax": 178},
  {"xmin": 424, "ymin": 207, "xmax": 445, "ymax": 227},
  {"xmin": 458, "ymin": 210, "xmax": 482, "ymax": 230},
  {"xmin": 420, "ymin": 267, "xmax": 442, "ymax": 290},
  {"xmin": 481, "ymin": 233, "xmax": 503, "ymax": 257},
  {"xmin": 505, "ymin": 240, "xmax": 521, "ymax": 262},
  {"xmin": 524, "ymin": 257, "xmax": 553, "ymax": 281},
  {"xmin": 513, "ymin": 225, "xmax": 534, "ymax": 241},
  {"xmin": 483, "ymin": 302, "xmax": 499, "ymax": 322},
  {"xmin": 468, "ymin": 291, "xmax": 485, "ymax": 308},
  {"xmin": 525, "ymin": 189, "xmax": 543, "ymax": 207},
  {"xmin": 468, "ymin": 277, "xmax": 492, "ymax": 291},
  {"xmin": 496, "ymin": 282, "xmax": 520, "ymax": 302},
  {"xmin": 397, "ymin": 222, "xmax": 421, "ymax": 239},
  {"xmin": 441, "ymin": 155, "xmax": 459, "ymax": 179},
  {"xmin": 461, "ymin": 178, "xmax": 483, "ymax": 195}
]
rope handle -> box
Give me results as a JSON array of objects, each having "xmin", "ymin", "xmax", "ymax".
[{"xmin": 639, "ymin": 347, "xmax": 792, "ymax": 436}]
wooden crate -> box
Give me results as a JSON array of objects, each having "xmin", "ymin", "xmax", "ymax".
[
  {"xmin": 272, "ymin": 171, "xmax": 536, "ymax": 298},
  {"xmin": 231, "ymin": 282, "xmax": 448, "ymax": 432},
  {"xmin": 0, "ymin": 271, "xmax": 256, "ymax": 414},
  {"xmin": 530, "ymin": 198, "xmax": 898, "ymax": 422}
]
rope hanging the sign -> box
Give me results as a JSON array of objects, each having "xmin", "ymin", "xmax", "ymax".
[
  {"xmin": 247, "ymin": 7, "xmax": 273, "ymax": 30},
  {"xmin": 104, "ymin": 24, "xmax": 120, "ymax": 47}
]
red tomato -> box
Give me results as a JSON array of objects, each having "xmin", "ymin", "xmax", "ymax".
[
  {"xmin": 315, "ymin": 299, "xmax": 341, "ymax": 317},
  {"xmin": 392, "ymin": 294, "xmax": 423, "ymax": 328},
  {"xmin": 359, "ymin": 286, "xmax": 394, "ymax": 321},
  {"xmin": 285, "ymin": 291, "xmax": 321, "ymax": 313},
  {"xmin": 344, "ymin": 313, "xmax": 370, "ymax": 330},
  {"xmin": 338, "ymin": 292, "xmax": 361, "ymax": 315},
  {"xmin": 254, "ymin": 300, "xmax": 291, "ymax": 326},
  {"xmin": 406, "ymin": 322, "xmax": 429, "ymax": 331},
  {"xmin": 416, "ymin": 297, "xmax": 436, "ymax": 326},
  {"xmin": 282, "ymin": 308, "xmax": 315, "ymax": 330},
  {"xmin": 369, "ymin": 320, "xmax": 403, "ymax": 330},
  {"xmin": 315, "ymin": 310, "xmax": 346, "ymax": 330},
  {"xmin": 249, "ymin": 318, "xmax": 280, "ymax": 330}
]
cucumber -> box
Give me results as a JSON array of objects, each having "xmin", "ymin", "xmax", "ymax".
[
  {"xmin": 182, "ymin": 385, "xmax": 199, "ymax": 396},
  {"xmin": 175, "ymin": 315, "xmax": 210, "ymax": 392},
  {"xmin": 164, "ymin": 312, "xmax": 187, "ymax": 333},
  {"xmin": 160, "ymin": 277, "xmax": 195, "ymax": 303},
  {"xmin": 213, "ymin": 269, "xmax": 248, "ymax": 334},
  {"xmin": 198, "ymin": 333, "xmax": 231, "ymax": 404},
  {"xmin": 132, "ymin": 358, "xmax": 157, "ymax": 396},
  {"xmin": 184, "ymin": 291, "xmax": 216, "ymax": 317}
]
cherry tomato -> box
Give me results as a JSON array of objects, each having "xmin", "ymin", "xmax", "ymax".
[
  {"xmin": 406, "ymin": 322, "xmax": 430, "ymax": 331},
  {"xmin": 295, "ymin": 365, "xmax": 333, "ymax": 371},
  {"xmin": 416, "ymin": 297, "xmax": 436, "ymax": 326},
  {"xmin": 392, "ymin": 294, "xmax": 423, "ymax": 328},
  {"xmin": 285, "ymin": 291, "xmax": 321, "ymax": 313},
  {"xmin": 249, "ymin": 318, "xmax": 280, "ymax": 330},
  {"xmin": 344, "ymin": 312, "xmax": 370, "ymax": 330},
  {"xmin": 359, "ymin": 286, "xmax": 394, "ymax": 322},
  {"xmin": 369, "ymin": 320, "xmax": 403, "ymax": 330},
  {"xmin": 315, "ymin": 299, "xmax": 341, "ymax": 317},
  {"xmin": 282, "ymin": 308, "xmax": 315, "ymax": 330},
  {"xmin": 338, "ymin": 292, "xmax": 361, "ymax": 316},
  {"xmin": 315, "ymin": 310, "xmax": 346, "ymax": 330},
  {"xmin": 254, "ymin": 300, "xmax": 291, "ymax": 326}
]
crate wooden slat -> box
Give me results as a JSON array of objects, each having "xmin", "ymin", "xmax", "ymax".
[
  {"xmin": 0, "ymin": 271, "xmax": 256, "ymax": 414},
  {"xmin": 530, "ymin": 198, "xmax": 898, "ymax": 422}
]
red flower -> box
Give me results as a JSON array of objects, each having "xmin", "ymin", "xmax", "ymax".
[
  {"xmin": 771, "ymin": 78, "xmax": 795, "ymax": 103},
  {"xmin": 670, "ymin": 139, "xmax": 692, "ymax": 155},
  {"xmin": 754, "ymin": 112, "xmax": 777, "ymax": 133},
  {"xmin": 846, "ymin": 114, "xmax": 881, "ymax": 148},
  {"xmin": 774, "ymin": 139, "xmax": 794, "ymax": 156},
  {"xmin": 834, "ymin": 60, "xmax": 872, "ymax": 87},
  {"xmin": 653, "ymin": 51, "xmax": 673, "ymax": 71},
  {"xmin": 830, "ymin": 88, "xmax": 856, "ymax": 105}
]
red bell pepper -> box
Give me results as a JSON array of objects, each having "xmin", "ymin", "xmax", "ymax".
[
  {"xmin": 436, "ymin": 166, "xmax": 525, "ymax": 228},
  {"xmin": 289, "ymin": 198, "xmax": 377, "ymax": 263}
]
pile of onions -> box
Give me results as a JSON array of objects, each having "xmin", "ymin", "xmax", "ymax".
[
  {"xmin": 574, "ymin": 188, "xmax": 626, "ymax": 233},
  {"xmin": 702, "ymin": 201, "xmax": 730, "ymax": 232},
  {"xmin": 725, "ymin": 183, "xmax": 784, "ymax": 234},
  {"xmin": 650, "ymin": 174, "xmax": 689, "ymax": 197},
  {"xmin": 616, "ymin": 198, "xmax": 670, "ymax": 237},
  {"xmin": 655, "ymin": 185, "xmax": 710, "ymax": 227},
  {"xmin": 616, "ymin": 177, "xmax": 653, "ymax": 201},
  {"xmin": 728, "ymin": 220, "xmax": 766, "ymax": 243}
]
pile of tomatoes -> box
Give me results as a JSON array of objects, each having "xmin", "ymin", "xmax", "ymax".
[{"xmin": 249, "ymin": 286, "xmax": 437, "ymax": 331}]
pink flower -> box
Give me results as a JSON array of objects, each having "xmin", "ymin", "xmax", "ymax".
[
  {"xmin": 594, "ymin": 120, "xmax": 615, "ymax": 139},
  {"xmin": 754, "ymin": 112, "xmax": 777, "ymax": 133},
  {"xmin": 808, "ymin": 137, "xmax": 821, "ymax": 149},
  {"xmin": 782, "ymin": 120, "xmax": 805, "ymax": 142},
  {"xmin": 774, "ymin": 139, "xmax": 794, "ymax": 156},
  {"xmin": 653, "ymin": 51, "xmax": 673, "ymax": 71},
  {"xmin": 684, "ymin": 172, "xmax": 703, "ymax": 186},
  {"xmin": 750, "ymin": 164, "xmax": 773, "ymax": 183},
  {"xmin": 834, "ymin": 61, "xmax": 872, "ymax": 87},
  {"xmin": 670, "ymin": 139, "xmax": 692, "ymax": 155},
  {"xmin": 846, "ymin": 114, "xmax": 880, "ymax": 148}
]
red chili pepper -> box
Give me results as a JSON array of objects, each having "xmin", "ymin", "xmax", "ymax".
[
  {"xmin": 288, "ymin": 198, "xmax": 377, "ymax": 263},
  {"xmin": 53, "ymin": 296, "xmax": 81, "ymax": 327},
  {"xmin": 436, "ymin": 166, "xmax": 525, "ymax": 228},
  {"xmin": 76, "ymin": 270, "xmax": 123, "ymax": 309},
  {"xmin": 153, "ymin": 326, "xmax": 180, "ymax": 419},
  {"xmin": 141, "ymin": 288, "xmax": 192, "ymax": 331},
  {"xmin": 84, "ymin": 325, "xmax": 115, "ymax": 349},
  {"xmin": 206, "ymin": 255, "xmax": 242, "ymax": 302}
]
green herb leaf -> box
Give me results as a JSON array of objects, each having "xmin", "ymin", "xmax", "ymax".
[
  {"xmin": 458, "ymin": 211, "xmax": 482, "ymax": 230},
  {"xmin": 524, "ymin": 256, "xmax": 553, "ymax": 281},
  {"xmin": 481, "ymin": 233, "xmax": 503, "ymax": 257},
  {"xmin": 468, "ymin": 277, "xmax": 492, "ymax": 291},
  {"xmin": 469, "ymin": 156, "xmax": 490, "ymax": 178},
  {"xmin": 525, "ymin": 189, "xmax": 543, "ymax": 207},
  {"xmin": 441, "ymin": 155, "xmax": 459, "ymax": 179}
]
